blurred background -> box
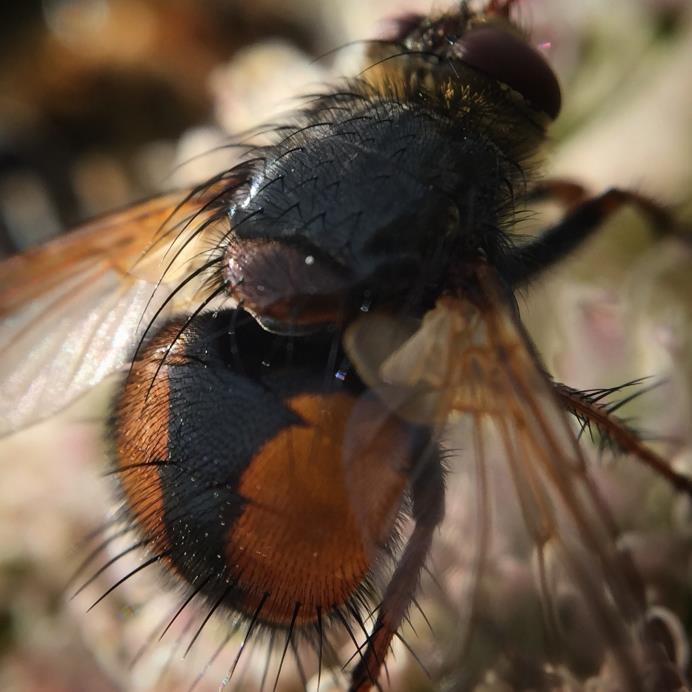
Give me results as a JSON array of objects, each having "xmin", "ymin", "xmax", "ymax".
[{"xmin": 0, "ymin": 0, "xmax": 691, "ymax": 690}]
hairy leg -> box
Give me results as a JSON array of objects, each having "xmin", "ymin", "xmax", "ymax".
[
  {"xmin": 350, "ymin": 457, "xmax": 445, "ymax": 692},
  {"xmin": 509, "ymin": 186, "xmax": 673, "ymax": 285}
]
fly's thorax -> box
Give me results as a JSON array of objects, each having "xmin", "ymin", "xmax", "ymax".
[{"xmin": 222, "ymin": 95, "xmax": 523, "ymax": 330}]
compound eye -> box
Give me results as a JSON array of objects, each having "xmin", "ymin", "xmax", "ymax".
[{"xmin": 456, "ymin": 25, "xmax": 562, "ymax": 120}]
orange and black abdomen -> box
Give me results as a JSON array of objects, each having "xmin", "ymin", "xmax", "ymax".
[{"xmin": 111, "ymin": 310, "xmax": 429, "ymax": 629}]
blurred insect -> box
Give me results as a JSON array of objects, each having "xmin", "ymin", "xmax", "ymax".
[{"xmin": 1, "ymin": 0, "xmax": 691, "ymax": 690}]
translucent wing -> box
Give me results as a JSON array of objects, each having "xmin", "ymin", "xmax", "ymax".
[
  {"xmin": 345, "ymin": 265, "xmax": 681, "ymax": 689},
  {"xmin": 0, "ymin": 181, "xmax": 237, "ymax": 436}
]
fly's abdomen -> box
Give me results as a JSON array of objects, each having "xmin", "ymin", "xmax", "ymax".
[{"xmin": 111, "ymin": 310, "xmax": 419, "ymax": 627}]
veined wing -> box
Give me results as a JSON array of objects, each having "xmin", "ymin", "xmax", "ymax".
[
  {"xmin": 0, "ymin": 179, "xmax": 240, "ymax": 436},
  {"xmin": 345, "ymin": 265, "xmax": 682, "ymax": 689}
]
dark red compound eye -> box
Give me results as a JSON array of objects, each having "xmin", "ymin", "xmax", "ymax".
[{"xmin": 456, "ymin": 25, "xmax": 562, "ymax": 119}]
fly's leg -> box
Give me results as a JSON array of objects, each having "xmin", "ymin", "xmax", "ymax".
[
  {"xmin": 509, "ymin": 186, "xmax": 675, "ymax": 285},
  {"xmin": 554, "ymin": 382, "xmax": 692, "ymax": 497},
  {"xmin": 349, "ymin": 457, "xmax": 445, "ymax": 692},
  {"xmin": 525, "ymin": 178, "xmax": 589, "ymax": 208},
  {"xmin": 526, "ymin": 178, "xmax": 675, "ymax": 220},
  {"xmin": 555, "ymin": 382, "xmax": 692, "ymax": 684}
]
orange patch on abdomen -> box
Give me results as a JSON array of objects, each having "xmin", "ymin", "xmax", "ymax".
[
  {"xmin": 113, "ymin": 326, "xmax": 186, "ymax": 558},
  {"xmin": 226, "ymin": 391, "xmax": 414, "ymax": 626}
]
